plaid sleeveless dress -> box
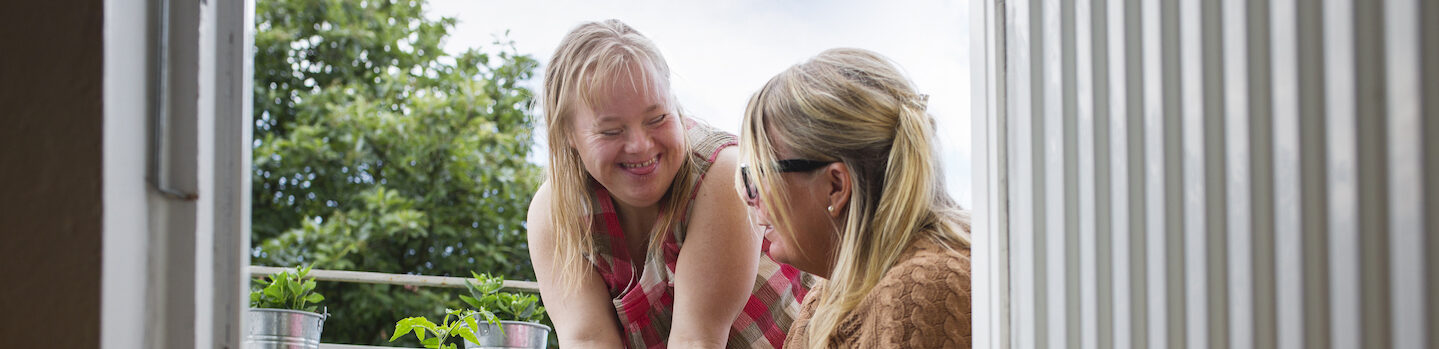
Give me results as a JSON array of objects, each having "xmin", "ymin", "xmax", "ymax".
[{"xmin": 587, "ymin": 122, "xmax": 811, "ymax": 349}]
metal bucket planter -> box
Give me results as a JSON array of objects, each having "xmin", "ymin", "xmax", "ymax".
[
  {"xmin": 464, "ymin": 321, "xmax": 551, "ymax": 349},
  {"xmin": 246, "ymin": 308, "xmax": 327, "ymax": 349}
]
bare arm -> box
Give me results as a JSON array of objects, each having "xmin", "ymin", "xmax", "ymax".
[
  {"xmin": 667, "ymin": 148, "xmax": 762, "ymax": 348},
  {"xmin": 527, "ymin": 181, "xmax": 626, "ymax": 348}
]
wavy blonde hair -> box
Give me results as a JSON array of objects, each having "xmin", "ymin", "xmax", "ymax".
[
  {"xmin": 739, "ymin": 48, "xmax": 971, "ymax": 348},
  {"xmin": 542, "ymin": 20, "xmax": 697, "ymax": 290}
]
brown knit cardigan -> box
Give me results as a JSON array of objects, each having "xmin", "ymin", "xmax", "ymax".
[{"xmin": 783, "ymin": 238, "xmax": 973, "ymax": 348}]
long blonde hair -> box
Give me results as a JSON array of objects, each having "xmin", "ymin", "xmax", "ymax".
[
  {"xmin": 542, "ymin": 19, "xmax": 698, "ymax": 290},
  {"xmin": 739, "ymin": 48, "xmax": 971, "ymax": 348}
]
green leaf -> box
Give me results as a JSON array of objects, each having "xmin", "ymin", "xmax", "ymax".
[
  {"xmin": 517, "ymin": 301, "xmax": 535, "ymax": 319},
  {"xmin": 304, "ymin": 293, "xmax": 324, "ymax": 303},
  {"xmin": 390, "ymin": 318, "xmax": 417, "ymax": 342},
  {"xmin": 464, "ymin": 315, "xmax": 480, "ymax": 336},
  {"xmin": 412, "ymin": 317, "xmax": 439, "ymax": 333},
  {"xmin": 420, "ymin": 337, "xmax": 440, "ymax": 349},
  {"xmin": 483, "ymin": 310, "xmax": 505, "ymax": 336},
  {"xmin": 263, "ymin": 282, "xmax": 282, "ymax": 298},
  {"xmin": 285, "ymin": 277, "xmax": 301, "ymax": 295},
  {"xmin": 456, "ymin": 326, "xmax": 480, "ymax": 346},
  {"xmin": 459, "ymin": 295, "xmax": 481, "ymax": 309}
]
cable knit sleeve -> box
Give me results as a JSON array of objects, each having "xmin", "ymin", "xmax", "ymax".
[{"xmin": 863, "ymin": 243, "xmax": 972, "ymax": 348}]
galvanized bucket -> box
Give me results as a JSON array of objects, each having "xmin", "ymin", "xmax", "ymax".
[
  {"xmin": 246, "ymin": 308, "xmax": 327, "ymax": 349},
  {"xmin": 464, "ymin": 321, "xmax": 551, "ymax": 349}
]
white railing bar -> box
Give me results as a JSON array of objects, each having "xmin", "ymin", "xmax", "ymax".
[{"xmin": 248, "ymin": 266, "xmax": 540, "ymax": 293}]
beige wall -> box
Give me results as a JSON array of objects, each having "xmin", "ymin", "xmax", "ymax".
[{"xmin": 0, "ymin": 0, "xmax": 105, "ymax": 347}]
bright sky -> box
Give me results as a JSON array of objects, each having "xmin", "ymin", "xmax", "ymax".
[{"xmin": 426, "ymin": 0, "xmax": 973, "ymax": 206}]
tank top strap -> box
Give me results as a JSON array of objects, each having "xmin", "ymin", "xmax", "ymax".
[{"xmin": 672, "ymin": 119, "xmax": 737, "ymax": 245}]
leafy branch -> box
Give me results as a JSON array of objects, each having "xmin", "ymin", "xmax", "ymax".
[{"xmin": 389, "ymin": 308, "xmax": 500, "ymax": 349}]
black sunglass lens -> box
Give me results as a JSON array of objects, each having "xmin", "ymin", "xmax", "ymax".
[{"xmin": 741, "ymin": 166, "xmax": 757, "ymax": 199}]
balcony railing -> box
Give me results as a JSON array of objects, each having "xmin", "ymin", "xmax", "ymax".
[{"xmin": 247, "ymin": 266, "xmax": 541, "ymax": 293}]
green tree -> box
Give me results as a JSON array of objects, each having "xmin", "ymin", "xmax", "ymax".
[{"xmin": 251, "ymin": 0, "xmax": 543, "ymax": 345}]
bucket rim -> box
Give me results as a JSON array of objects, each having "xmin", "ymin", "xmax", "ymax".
[
  {"xmin": 484, "ymin": 320, "xmax": 552, "ymax": 332},
  {"xmin": 249, "ymin": 307, "xmax": 328, "ymax": 319}
]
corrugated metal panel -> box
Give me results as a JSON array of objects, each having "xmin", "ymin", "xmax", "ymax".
[{"xmin": 971, "ymin": 0, "xmax": 1435, "ymax": 347}]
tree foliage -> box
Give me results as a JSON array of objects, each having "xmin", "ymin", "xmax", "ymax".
[{"xmin": 252, "ymin": 0, "xmax": 543, "ymax": 345}]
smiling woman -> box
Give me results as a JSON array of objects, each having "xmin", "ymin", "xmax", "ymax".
[{"xmin": 525, "ymin": 19, "xmax": 810, "ymax": 348}]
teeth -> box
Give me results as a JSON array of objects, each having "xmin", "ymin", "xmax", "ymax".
[{"xmin": 621, "ymin": 156, "xmax": 658, "ymax": 169}]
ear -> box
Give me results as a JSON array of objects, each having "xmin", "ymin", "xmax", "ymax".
[{"xmin": 822, "ymin": 162, "xmax": 852, "ymax": 219}]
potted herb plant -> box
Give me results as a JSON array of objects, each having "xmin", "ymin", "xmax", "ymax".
[
  {"xmin": 246, "ymin": 265, "xmax": 328, "ymax": 349},
  {"xmin": 458, "ymin": 272, "xmax": 551, "ymax": 349}
]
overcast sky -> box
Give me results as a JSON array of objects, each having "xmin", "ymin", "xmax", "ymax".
[{"xmin": 426, "ymin": 0, "xmax": 973, "ymax": 206}]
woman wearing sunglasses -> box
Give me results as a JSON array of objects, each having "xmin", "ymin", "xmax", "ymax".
[
  {"xmin": 737, "ymin": 48, "xmax": 972, "ymax": 348},
  {"xmin": 525, "ymin": 20, "xmax": 808, "ymax": 348}
]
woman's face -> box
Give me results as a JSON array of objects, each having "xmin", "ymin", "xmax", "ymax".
[
  {"xmin": 569, "ymin": 71, "xmax": 684, "ymax": 211},
  {"xmin": 742, "ymin": 137, "xmax": 841, "ymax": 278}
]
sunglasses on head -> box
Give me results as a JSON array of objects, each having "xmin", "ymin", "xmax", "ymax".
[{"xmin": 739, "ymin": 159, "xmax": 835, "ymax": 201}]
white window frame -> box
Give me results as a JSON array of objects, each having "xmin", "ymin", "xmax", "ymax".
[{"xmin": 102, "ymin": 0, "xmax": 252, "ymax": 348}]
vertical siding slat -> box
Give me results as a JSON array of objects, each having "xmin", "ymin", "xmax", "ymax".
[
  {"xmin": 1242, "ymin": 0, "xmax": 1278, "ymax": 348},
  {"xmin": 1105, "ymin": 0, "xmax": 1139, "ymax": 346},
  {"xmin": 1112, "ymin": 0, "xmax": 1148, "ymax": 346},
  {"xmin": 1201, "ymin": 0, "xmax": 1231, "ymax": 346},
  {"xmin": 1297, "ymin": 0, "xmax": 1334, "ymax": 346},
  {"xmin": 1425, "ymin": 1, "xmax": 1439, "ymax": 345},
  {"xmin": 1139, "ymin": 0, "xmax": 1165, "ymax": 343},
  {"xmin": 1320, "ymin": 0, "xmax": 1361, "ymax": 347},
  {"xmin": 1268, "ymin": 0, "xmax": 1306, "ymax": 347},
  {"xmin": 1005, "ymin": 0, "xmax": 1042, "ymax": 346},
  {"xmin": 1163, "ymin": 0, "xmax": 1186, "ymax": 344},
  {"xmin": 1144, "ymin": 0, "xmax": 1188, "ymax": 346},
  {"xmin": 1062, "ymin": 0, "xmax": 1082, "ymax": 346},
  {"xmin": 972, "ymin": 0, "xmax": 1009, "ymax": 347},
  {"xmin": 1042, "ymin": 0, "xmax": 1071, "ymax": 345},
  {"xmin": 1383, "ymin": 0, "xmax": 1426, "ymax": 346},
  {"xmin": 1141, "ymin": 0, "xmax": 1172, "ymax": 346},
  {"xmin": 1087, "ymin": 0, "xmax": 1116, "ymax": 347},
  {"xmin": 1220, "ymin": 0, "xmax": 1255, "ymax": 347},
  {"xmin": 1352, "ymin": 0, "xmax": 1392, "ymax": 347},
  {"xmin": 1074, "ymin": 0, "xmax": 1100, "ymax": 346},
  {"xmin": 1178, "ymin": 0, "xmax": 1216, "ymax": 346},
  {"xmin": 1221, "ymin": 0, "xmax": 1256, "ymax": 344}
]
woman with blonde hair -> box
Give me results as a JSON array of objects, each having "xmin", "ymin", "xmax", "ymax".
[
  {"xmin": 525, "ymin": 19, "xmax": 808, "ymax": 348},
  {"xmin": 737, "ymin": 48, "xmax": 973, "ymax": 348}
]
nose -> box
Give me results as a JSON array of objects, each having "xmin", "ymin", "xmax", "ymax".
[{"xmin": 622, "ymin": 128, "xmax": 654, "ymax": 154}]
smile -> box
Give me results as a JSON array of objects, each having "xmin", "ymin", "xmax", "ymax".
[{"xmin": 620, "ymin": 155, "xmax": 659, "ymax": 169}]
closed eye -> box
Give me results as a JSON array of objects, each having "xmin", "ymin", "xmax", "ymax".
[{"xmin": 646, "ymin": 114, "xmax": 668, "ymax": 126}]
